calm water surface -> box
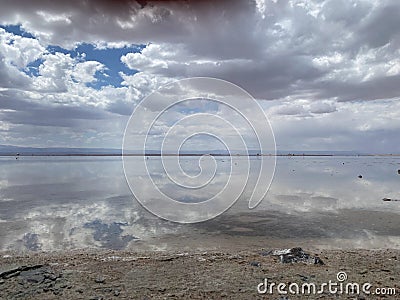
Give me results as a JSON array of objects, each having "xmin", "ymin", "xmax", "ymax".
[{"xmin": 0, "ymin": 156, "xmax": 399, "ymax": 251}]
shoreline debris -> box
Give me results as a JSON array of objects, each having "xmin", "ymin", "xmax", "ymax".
[
  {"xmin": 0, "ymin": 265, "xmax": 44, "ymax": 280},
  {"xmin": 262, "ymin": 247, "xmax": 324, "ymax": 265},
  {"xmin": 383, "ymin": 198, "xmax": 400, "ymax": 202}
]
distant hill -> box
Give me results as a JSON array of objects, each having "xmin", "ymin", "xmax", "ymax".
[
  {"xmin": 275, "ymin": 150, "xmax": 366, "ymax": 156},
  {"xmin": 0, "ymin": 144, "xmax": 121, "ymax": 155},
  {"xmin": 0, "ymin": 144, "xmax": 368, "ymax": 156}
]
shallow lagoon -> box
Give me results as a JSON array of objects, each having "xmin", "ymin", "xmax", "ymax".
[{"xmin": 0, "ymin": 155, "xmax": 399, "ymax": 251}]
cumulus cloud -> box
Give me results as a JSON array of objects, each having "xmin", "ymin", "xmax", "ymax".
[
  {"xmin": 72, "ymin": 61, "xmax": 105, "ymax": 84},
  {"xmin": 0, "ymin": 29, "xmax": 39, "ymax": 88},
  {"xmin": 0, "ymin": 0, "xmax": 399, "ymax": 152},
  {"xmin": 0, "ymin": 28, "xmax": 44, "ymax": 68},
  {"xmin": 309, "ymin": 101, "xmax": 337, "ymax": 114},
  {"xmin": 270, "ymin": 103, "xmax": 308, "ymax": 116}
]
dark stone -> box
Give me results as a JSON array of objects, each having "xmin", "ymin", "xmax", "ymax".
[
  {"xmin": 0, "ymin": 265, "xmax": 43, "ymax": 279},
  {"xmin": 297, "ymin": 274, "xmax": 309, "ymax": 281},
  {"xmin": 44, "ymin": 272, "xmax": 59, "ymax": 281},
  {"xmin": 45, "ymin": 282, "xmax": 54, "ymax": 289},
  {"xmin": 267, "ymin": 247, "xmax": 324, "ymax": 265},
  {"xmin": 3, "ymin": 271, "xmax": 20, "ymax": 279},
  {"xmin": 20, "ymin": 269, "xmax": 47, "ymax": 284},
  {"xmin": 250, "ymin": 261, "xmax": 261, "ymax": 267},
  {"xmin": 53, "ymin": 289, "xmax": 61, "ymax": 295}
]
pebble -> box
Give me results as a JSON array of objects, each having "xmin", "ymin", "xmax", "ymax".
[
  {"xmin": 44, "ymin": 273, "xmax": 59, "ymax": 281},
  {"xmin": 250, "ymin": 261, "xmax": 261, "ymax": 267},
  {"xmin": 95, "ymin": 275, "xmax": 105, "ymax": 284},
  {"xmin": 53, "ymin": 289, "xmax": 61, "ymax": 295},
  {"xmin": 297, "ymin": 274, "xmax": 309, "ymax": 281}
]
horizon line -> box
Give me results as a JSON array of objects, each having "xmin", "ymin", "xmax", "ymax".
[{"xmin": 2, "ymin": 153, "xmax": 400, "ymax": 157}]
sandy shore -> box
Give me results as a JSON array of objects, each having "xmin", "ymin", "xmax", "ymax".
[{"xmin": 1, "ymin": 248, "xmax": 399, "ymax": 299}]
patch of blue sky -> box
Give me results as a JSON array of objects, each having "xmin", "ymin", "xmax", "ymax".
[
  {"xmin": 85, "ymin": 71, "xmax": 111, "ymax": 90},
  {"xmin": 46, "ymin": 43, "xmax": 145, "ymax": 89},
  {"xmin": 0, "ymin": 24, "xmax": 35, "ymax": 38},
  {"xmin": 1, "ymin": 24, "xmax": 146, "ymax": 89},
  {"xmin": 72, "ymin": 43, "xmax": 145, "ymax": 88},
  {"xmin": 46, "ymin": 45, "xmax": 70, "ymax": 55},
  {"xmin": 25, "ymin": 58, "xmax": 44, "ymax": 77}
]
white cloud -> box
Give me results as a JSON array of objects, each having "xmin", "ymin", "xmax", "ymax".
[
  {"xmin": 0, "ymin": 28, "xmax": 41, "ymax": 88},
  {"xmin": 33, "ymin": 52, "xmax": 74, "ymax": 92},
  {"xmin": 72, "ymin": 61, "xmax": 105, "ymax": 84},
  {"xmin": 121, "ymin": 44, "xmax": 171, "ymax": 70},
  {"xmin": 270, "ymin": 103, "xmax": 308, "ymax": 116},
  {"xmin": 120, "ymin": 71, "xmax": 173, "ymax": 106},
  {"xmin": 309, "ymin": 101, "xmax": 337, "ymax": 114},
  {"xmin": 0, "ymin": 0, "xmax": 399, "ymax": 152},
  {"xmin": 0, "ymin": 28, "xmax": 44, "ymax": 68}
]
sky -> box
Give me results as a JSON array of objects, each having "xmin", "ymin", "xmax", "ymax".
[{"xmin": 0, "ymin": 0, "xmax": 399, "ymax": 153}]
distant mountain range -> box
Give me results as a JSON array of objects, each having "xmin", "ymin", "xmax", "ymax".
[
  {"xmin": 0, "ymin": 144, "xmax": 121, "ymax": 155},
  {"xmin": 0, "ymin": 144, "xmax": 370, "ymax": 156}
]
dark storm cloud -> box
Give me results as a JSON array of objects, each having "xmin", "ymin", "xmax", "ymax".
[
  {"xmin": 315, "ymin": 74, "xmax": 400, "ymax": 102},
  {"xmin": 0, "ymin": 0, "xmax": 245, "ymax": 47},
  {"xmin": 0, "ymin": 92, "xmax": 38, "ymax": 111},
  {"xmin": 0, "ymin": 90, "xmax": 108, "ymax": 127},
  {"xmin": 114, "ymin": 0, "xmax": 400, "ymax": 103},
  {"xmin": 355, "ymin": 1, "xmax": 400, "ymax": 49}
]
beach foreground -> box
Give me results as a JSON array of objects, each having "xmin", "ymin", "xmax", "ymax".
[{"xmin": 1, "ymin": 249, "xmax": 399, "ymax": 299}]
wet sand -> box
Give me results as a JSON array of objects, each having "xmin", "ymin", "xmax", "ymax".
[{"xmin": 135, "ymin": 209, "xmax": 400, "ymax": 252}]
